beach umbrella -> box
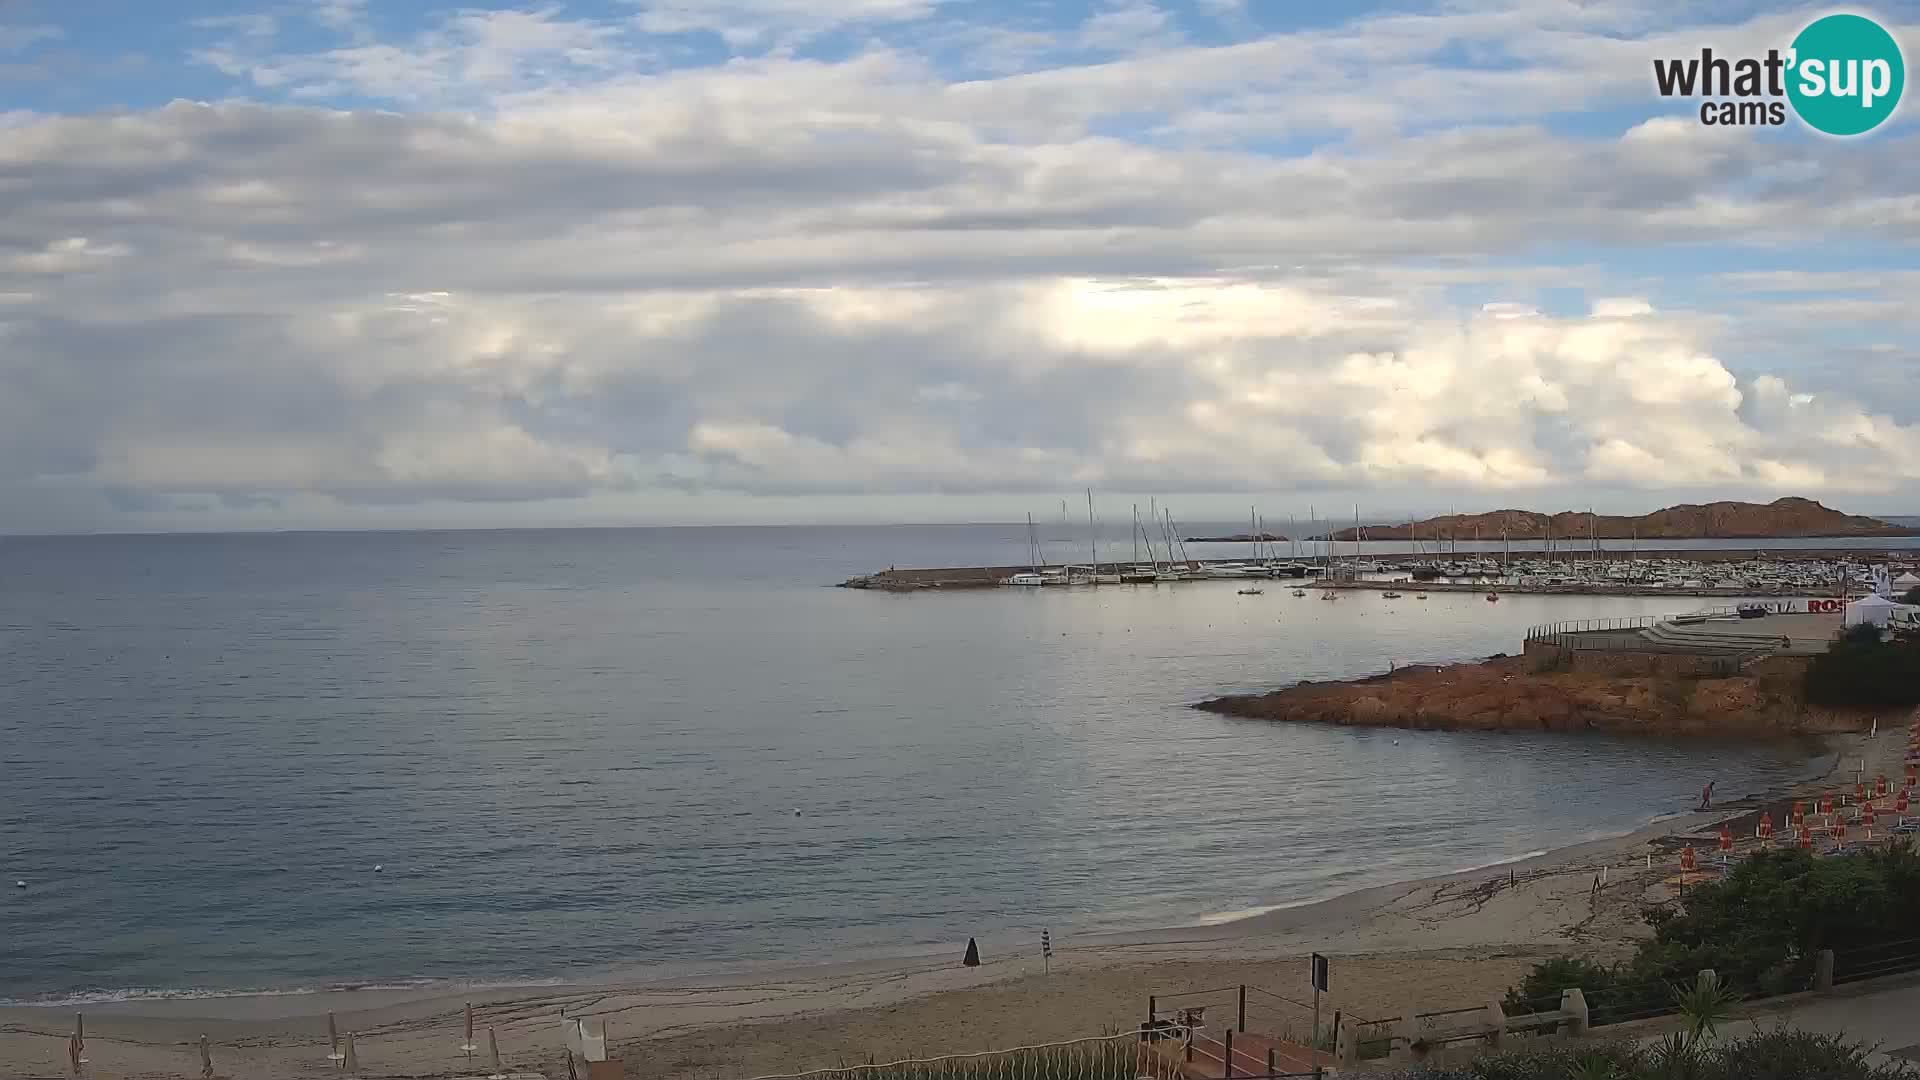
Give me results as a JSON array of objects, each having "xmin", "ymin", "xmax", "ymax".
[
  {"xmin": 1679, "ymin": 844, "xmax": 1696, "ymax": 874},
  {"xmin": 1898, "ymin": 789, "xmax": 1910, "ymax": 822},
  {"xmin": 461, "ymin": 1002, "xmax": 477, "ymax": 1056},
  {"xmin": 1757, "ymin": 814, "xmax": 1774, "ymax": 847},
  {"xmin": 488, "ymin": 1027, "xmax": 505, "ymax": 1080},
  {"xmin": 1855, "ymin": 780, "xmax": 1867, "ymax": 803},
  {"xmin": 1834, "ymin": 816, "xmax": 1848, "ymax": 844},
  {"xmin": 1877, "ymin": 775, "xmax": 1890, "ymax": 798},
  {"xmin": 69, "ymin": 1013, "xmax": 85, "ymax": 1074},
  {"xmin": 327, "ymin": 1012, "xmax": 344, "ymax": 1065},
  {"xmin": 1792, "ymin": 800, "xmax": 1805, "ymax": 827},
  {"xmin": 1863, "ymin": 802, "xmax": 1878, "ymax": 837},
  {"xmin": 343, "ymin": 1032, "xmax": 357, "ymax": 1074},
  {"xmin": 199, "ymin": 1034, "xmax": 213, "ymax": 1080},
  {"xmin": 1907, "ymin": 763, "xmax": 1916, "ymax": 787},
  {"xmin": 1798, "ymin": 825, "xmax": 1813, "ymax": 850},
  {"xmin": 1820, "ymin": 791, "xmax": 1834, "ymax": 815}
]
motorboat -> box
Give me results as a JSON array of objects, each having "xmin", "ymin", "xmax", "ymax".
[{"xmin": 1237, "ymin": 587, "xmax": 1264, "ymax": 595}]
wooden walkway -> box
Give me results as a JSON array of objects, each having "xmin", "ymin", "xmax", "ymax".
[{"xmin": 1145, "ymin": 1030, "xmax": 1332, "ymax": 1078}]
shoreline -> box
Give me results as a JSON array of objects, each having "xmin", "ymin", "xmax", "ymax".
[
  {"xmin": 3, "ymin": 730, "xmax": 1898, "ymax": 1080},
  {"xmin": 4, "ymin": 733, "xmax": 1854, "ymax": 1020}
]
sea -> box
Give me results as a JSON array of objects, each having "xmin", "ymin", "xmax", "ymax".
[{"xmin": 3, "ymin": 522, "xmax": 1916, "ymax": 1005}]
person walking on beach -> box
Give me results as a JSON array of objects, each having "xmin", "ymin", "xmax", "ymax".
[{"xmin": 1699, "ymin": 781, "xmax": 1715, "ymax": 811}]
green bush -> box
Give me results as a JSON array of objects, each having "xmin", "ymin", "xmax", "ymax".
[
  {"xmin": 1802, "ymin": 630, "xmax": 1920, "ymax": 707},
  {"xmin": 1363, "ymin": 1030, "xmax": 1918, "ymax": 1079},
  {"xmin": 1506, "ymin": 847, "xmax": 1920, "ymax": 1029}
]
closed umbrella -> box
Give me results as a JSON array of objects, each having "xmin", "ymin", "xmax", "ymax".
[
  {"xmin": 199, "ymin": 1034, "xmax": 213, "ymax": 1080},
  {"xmin": 488, "ymin": 1026, "xmax": 505, "ymax": 1080},
  {"xmin": 343, "ymin": 1032, "xmax": 358, "ymax": 1074},
  {"xmin": 462, "ymin": 1002, "xmax": 478, "ymax": 1057},
  {"xmin": 327, "ymin": 1012, "xmax": 344, "ymax": 1065}
]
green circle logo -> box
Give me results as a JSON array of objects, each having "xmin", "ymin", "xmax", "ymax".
[{"xmin": 1787, "ymin": 13, "xmax": 1905, "ymax": 136}]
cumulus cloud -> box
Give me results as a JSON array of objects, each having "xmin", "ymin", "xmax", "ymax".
[{"xmin": 0, "ymin": 1, "xmax": 1917, "ymax": 531}]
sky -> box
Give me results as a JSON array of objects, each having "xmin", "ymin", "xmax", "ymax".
[{"xmin": 2, "ymin": 0, "xmax": 1919, "ymax": 533}]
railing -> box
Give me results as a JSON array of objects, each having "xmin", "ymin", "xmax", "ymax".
[
  {"xmin": 1344, "ymin": 1016, "xmax": 1399, "ymax": 1061},
  {"xmin": 1832, "ymin": 936, "xmax": 1920, "ymax": 986},
  {"xmin": 1524, "ymin": 615, "xmax": 1667, "ymax": 650},
  {"xmin": 1144, "ymin": 983, "xmax": 1336, "ymax": 1075},
  {"xmin": 742, "ymin": 1027, "xmax": 1240, "ymax": 1080}
]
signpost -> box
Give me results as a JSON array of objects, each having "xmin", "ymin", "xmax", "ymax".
[{"xmin": 1041, "ymin": 930, "xmax": 1052, "ymax": 974}]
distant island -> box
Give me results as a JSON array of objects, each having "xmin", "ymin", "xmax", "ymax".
[{"xmin": 1317, "ymin": 497, "xmax": 1918, "ymax": 541}]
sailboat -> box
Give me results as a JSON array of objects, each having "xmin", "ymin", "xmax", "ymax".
[
  {"xmin": 1088, "ymin": 490, "xmax": 1121, "ymax": 583},
  {"xmin": 1003, "ymin": 514, "xmax": 1047, "ymax": 586},
  {"xmin": 1123, "ymin": 504, "xmax": 1157, "ymax": 582}
]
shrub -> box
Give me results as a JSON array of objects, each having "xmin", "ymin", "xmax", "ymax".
[
  {"xmin": 1366, "ymin": 1031, "xmax": 1918, "ymax": 1079},
  {"xmin": 1505, "ymin": 848, "xmax": 1920, "ymax": 1030},
  {"xmin": 1802, "ymin": 630, "xmax": 1920, "ymax": 707},
  {"xmin": 1705, "ymin": 1028, "xmax": 1918, "ymax": 1080}
]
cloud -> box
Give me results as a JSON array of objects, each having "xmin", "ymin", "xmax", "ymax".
[{"xmin": 1, "ymin": 2, "xmax": 1917, "ymax": 531}]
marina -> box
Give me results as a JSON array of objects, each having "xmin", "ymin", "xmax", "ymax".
[{"xmin": 842, "ymin": 550, "xmax": 1920, "ymax": 597}]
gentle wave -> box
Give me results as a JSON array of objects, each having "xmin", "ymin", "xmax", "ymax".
[{"xmin": 0, "ymin": 977, "xmax": 565, "ymax": 1009}]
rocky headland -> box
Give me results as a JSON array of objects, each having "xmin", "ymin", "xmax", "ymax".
[{"xmin": 1195, "ymin": 652, "xmax": 1872, "ymax": 739}]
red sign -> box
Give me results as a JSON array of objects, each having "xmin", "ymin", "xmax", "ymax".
[{"xmin": 1808, "ymin": 598, "xmax": 1845, "ymax": 613}]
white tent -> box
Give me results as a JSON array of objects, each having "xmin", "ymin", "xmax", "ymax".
[
  {"xmin": 1894, "ymin": 571, "xmax": 1920, "ymax": 588},
  {"xmin": 1845, "ymin": 593, "xmax": 1901, "ymax": 628}
]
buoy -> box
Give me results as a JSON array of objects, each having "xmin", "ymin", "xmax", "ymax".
[
  {"xmin": 373, "ymin": 865, "xmax": 383, "ymax": 873},
  {"xmin": 13, "ymin": 880, "xmax": 23, "ymax": 889}
]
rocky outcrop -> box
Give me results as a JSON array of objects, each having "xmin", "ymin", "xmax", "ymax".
[
  {"xmin": 1327, "ymin": 497, "xmax": 1917, "ymax": 541},
  {"xmin": 1195, "ymin": 654, "xmax": 1869, "ymax": 739}
]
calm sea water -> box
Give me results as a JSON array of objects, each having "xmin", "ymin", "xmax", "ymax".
[{"xmin": 0, "ymin": 524, "xmax": 1890, "ymax": 1003}]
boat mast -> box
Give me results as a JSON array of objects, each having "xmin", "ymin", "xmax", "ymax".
[
  {"xmin": 1086, "ymin": 488, "xmax": 1099, "ymax": 573},
  {"xmin": 1027, "ymin": 513, "xmax": 1040, "ymax": 573},
  {"xmin": 1132, "ymin": 504, "xmax": 1141, "ymax": 565}
]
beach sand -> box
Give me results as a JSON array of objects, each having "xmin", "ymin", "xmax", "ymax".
[{"xmin": 4, "ymin": 728, "xmax": 1905, "ymax": 1080}]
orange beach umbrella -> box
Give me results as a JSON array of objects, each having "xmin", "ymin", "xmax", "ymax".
[
  {"xmin": 1718, "ymin": 825, "xmax": 1733, "ymax": 853},
  {"xmin": 1679, "ymin": 844, "xmax": 1697, "ymax": 873},
  {"xmin": 1798, "ymin": 825, "xmax": 1814, "ymax": 850}
]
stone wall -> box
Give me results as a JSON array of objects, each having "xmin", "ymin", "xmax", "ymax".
[{"xmin": 1522, "ymin": 640, "xmax": 1813, "ymax": 681}]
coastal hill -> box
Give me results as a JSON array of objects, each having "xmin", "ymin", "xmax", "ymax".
[{"xmin": 1325, "ymin": 497, "xmax": 1916, "ymax": 541}]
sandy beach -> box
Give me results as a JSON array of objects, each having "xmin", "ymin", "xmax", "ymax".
[{"xmin": 4, "ymin": 727, "xmax": 1907, "ymax": 1080}]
